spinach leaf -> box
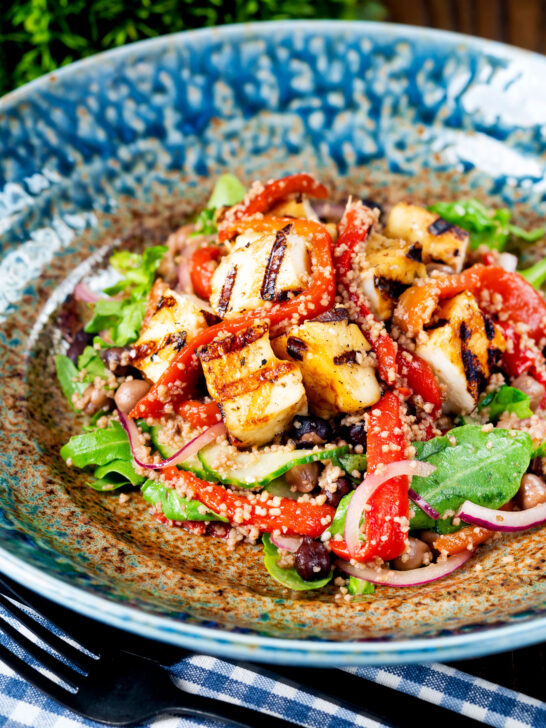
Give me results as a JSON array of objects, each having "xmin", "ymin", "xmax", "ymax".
[
  {"xmin": 428, "ymin": 199, "xmax": 544, "ymax": 251},
  {"xmin": 411, "ymin": 425, "xmax": 533, "ymax": 533},
  {"xmin": 55, "ymin": 354, "xmax": 87, "ymax": 407},
  {"xmin": 141, "ymin": 480, "xmax": 226, "ymax": 522},
  {"xmin": 329, "ymin": 492, "xmax": 352, "ymax": 538},
  {"xmin": 60, "ymin": 421, "xmax": 131, "ymax": 469},
  {"xmin": 478, "ymin": 385, "xmax": 533, "ymax": 422},
  {"xmin": 192, "ymin": 174, "xmax": 246, "ymax": 236},
  {"xmin": 94, "ymin": 459, "xmax": 145, "ymax": 486},
  {"xmin": 262, "ymin": 534, "xmax": 332, "ymax": 591},
  {"xmin": 347, "ymin": 576, "xmax": 375, "ymax": 595}
]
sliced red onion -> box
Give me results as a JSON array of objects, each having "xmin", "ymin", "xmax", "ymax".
[
  {"xmin": 177, "ymin": 257, "xmax": 193, "ymax": 294},
  {"xmin": 118, "ymin": 408, "xmax": 226, "ymax": 469},
  {"xmin": 270, "ymin": 534, "xmax": 303, "ymax": 553},
  {"xmin": 336, "ymin": 550, "xmax": 472, "ymax": 587},
  {"xmin": 408, "ymin": 488, "xmax": 439, "ymax": 520},
  {"xmin": 73, "ymin": 282, "xmax": 102, "ymax": 303},
  {"xmin": 344, "ymin": 461, "xmax": 437, "ymax": 558},
  {"xmin": 457, "ymin": 500, "xmax": 546, "ymax": 532}
]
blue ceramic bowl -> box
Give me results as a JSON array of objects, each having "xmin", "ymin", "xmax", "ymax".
[{"xmin": 0, "ymin": 21, "xmax": 545, "ymax": 665}]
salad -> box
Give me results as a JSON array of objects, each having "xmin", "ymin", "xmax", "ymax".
[{"xmin": 56, "ymin": 173, "xmax": 546, "ymax": 596}]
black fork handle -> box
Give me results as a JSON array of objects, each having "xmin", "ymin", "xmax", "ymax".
[{"xmin": 143, "ymin": 689, "xmax": 305, "ymax": 728}]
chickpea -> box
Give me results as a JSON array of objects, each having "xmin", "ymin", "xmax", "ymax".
[
  {"xmin": 517, "ymin": 473, "xmax": 546, "ymax": 510},
  {"xmin": 114, "ymin": 379, "xmax": 151, "ymax": 414},
  {"xmin": 392, "ymin": 537, "xmax": 432, "ymax": 571}
]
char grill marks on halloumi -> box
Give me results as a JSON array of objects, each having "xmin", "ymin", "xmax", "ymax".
[
  {"xmin": 198, "ymin": 322, "xmax": 307, "ymax": 447},
  {"xmin": 132, "ymin": 280, "xmax": 213, "ymax": 382},
  {"xmin": 209, "ymin": 223, "xmax": 311, "ymax": 317},
  {"xmin": 416, "ymin": 291, "xmax": 506, "ymax": 414},
  {"xmin": 272, "ymin": 307, "xmax": 381, "ymax": 418},
  {"xmin": 385, "ymin": 202, "xmax": 469, "ymax": 273}
]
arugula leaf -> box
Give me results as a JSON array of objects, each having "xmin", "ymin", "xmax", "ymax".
[
  {"xmin": 262, "ymin": 534, "xmax": 332, "ymax": 591},
  {"xmin": 192, "ymin": 174, "xmax": 246, "ymax": 236},
  {"xmin": 104, "ymin": 245, "xmax": 167, "ymax": 298},
  {"xmin": 55, "ymin": 354, "xmax": 88, "ymax": 407},
  {"xmin": 478, "ymin": 385, "xmax": 533, "ymax": 422},
  {"xmin": 87, "ymin": 479, "xmax": 127, "ymax": 492},
  {"xmin": 428, "ymin": 199, "xmax": 543, "ymax": 251},
  {"xmin": 410, "ymin": 425, "xmax": 533, "ymax": 533},
  {"xmin": 347, "ymin": 576, "xmax": 375, "ymax": 595},
  {"xmin": 141, "ymin": 480, "xmax": 226, "ymax": 522},
  {"xmin": 85, "ymin": 245, "xmax": 166, "ymax": 346},
  {"xmin": 77, "ymin": 346, "xmax": 108, "ymax": 380},
  {"xmin": 60, "ymin": 421, "xmax": 131, "ymax": 469},
  {"xmin": 520, "ymin": 257, "xmax": 546, "ymax": 290},
  {"xmin": 94, "ymin": 459, "xmax": 145, "ymax": 486}
]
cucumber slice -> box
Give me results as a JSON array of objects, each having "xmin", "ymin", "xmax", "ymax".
[
  {"xmin": 198, "ymin": 442, "xmax": 350, "ymax": 487},
  {"xmin": 149, "ymin": 426, "xmax": 211, "ymax": 480},
  {"xmin": 339, "ymin": 453, "xmax": 367, "ymax": 477}
]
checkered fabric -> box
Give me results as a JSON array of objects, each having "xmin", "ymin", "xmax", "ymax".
[{"xmin": 0, "ymin": 648, "xmax": 544, "ymax": 728}]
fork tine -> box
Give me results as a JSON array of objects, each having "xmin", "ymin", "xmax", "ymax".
[
  {"xmin": 0, "ymin": 641, "xmax": 75, "ymax": 706},
  {"xmin": 0, "ymin": 592, "xmax": 94, "ymax": 672},
  {"xmin": 0, "ymin": 613, "xmax": 83, "ymax": 689}
]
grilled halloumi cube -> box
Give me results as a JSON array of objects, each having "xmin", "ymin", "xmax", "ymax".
[
  {"xmin": 198, "ymin": 322, "xmax": 307, "ymax": 447},
  {"xmin": 132, "ymin": 282, "xmax": 211, "ymax": 382},
  {"xmin": 416, "ymin": 291, "xmax": 505, "ymax": 414},
  {"xmin": 209, "ymin": 223, "xmax": 311, "ymax": 317},
  {"xmin": 358, "ymin": 232, "xmax": 427, "ymax": 320},
  {"xmin": 385, "ymin": 202, "xmax": 469, "ymax": 273},
  {"xmin": 272, "ymin": 308, "xmax": 381, "ymax": 418}
]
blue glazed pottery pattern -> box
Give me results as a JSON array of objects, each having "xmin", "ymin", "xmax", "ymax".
[{"xmin": 0, "ymin": 21, "xmax": 545, "ymax": 664}]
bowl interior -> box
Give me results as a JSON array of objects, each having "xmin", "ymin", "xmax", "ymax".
[{"xmin": 0, "ymin": 21, "xmax": 545, "ymax": 661}]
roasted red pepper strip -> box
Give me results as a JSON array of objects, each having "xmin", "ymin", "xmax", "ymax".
[
  {"xmin": 395, "ymin": 265, "xmax": 546, "ymax": 345},
  {"xmin": 162, "ymin": 467, "xmax": 335, "ymax": 537},
  {"xmin": 330, "ymin": 391, "xmax": 410, "ymax": 563},
  {"xmin": 334, "ymin": 202, "xmax": 398, "ymax": 384},
  {"xmin": 190, "ymin": 246, "xmax": 222, "ymax": 301},
  {"xmin": 218, "ymin": 173, "xmax": 328, "ymax": 242},
  {"xmin": 396, "ymin": 349, "xmax": 443, "ymax": 416},
  {"xmin": 130, "ymin": 217, "xmax": 335, "ymax": 419},
  {"xmin": 497, "ymin": 322, "xmax": 546, "ymax": 408},
  {"xmin": 176, "ymin": 400, "xmax": 222, "ymax": 428}
]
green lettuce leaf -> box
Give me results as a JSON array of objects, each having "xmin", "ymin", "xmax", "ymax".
[
  {"xmin": 428, "ymin": 199, "xmax": 544, "ymax": 251},
  {"xmin": 478, "ymin": 385, "xmax": 533, "ymax": 422},
  {"xmin": 520, "ymin": 257, "xmax": 546, "ymax": 290},
  {"xmin": 140, "ymin": 479, "xmax": 226, "ymax": 522},
  {"xmin": 262, "ymin": 534, "xmax": 332, "ymax": 591},
  {"xmin": 94, "ymin": 459, "xmax": 145, "ymax": 486},
  {"xmin": 192, "ymin": 174, "xmax": 246, "ymax": 236},
  {"xmin": 410, "ymin": 425, "xmax": 533, "ymax": 533},
  {"xmin": 55, "ymin": 355, "xmax": 88, "ymax": 407}
]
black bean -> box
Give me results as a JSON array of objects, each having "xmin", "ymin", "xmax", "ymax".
[
  {"xmin": 100, "ymin": 346, "xmax": 133, "ymax": 376},
  {"xmin": 324, "ymin": 477, "xmax": 352, "ymax": 508},
  {"xmin": 294, "ymin": 537, "xmax": 331, "ymax": 581},
  {"xmin": 360, "ymin": 198, "xmax": 383, "ymax": 218},
  {"xmin": 292, "ymin": 415, "xmax": 332, "ymax": 448},
  {"xmin": 347, "ymin": 422, "xmax": 367, "ymax": 446},
  {"xmin": 66, "ymin": 329, "xmax": 93, "ymax": 364}
]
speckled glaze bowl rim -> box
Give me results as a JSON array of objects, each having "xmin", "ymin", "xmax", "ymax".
[{"xmin": 2, "ymin": 20, "xmax": 546, "ymax": 664}]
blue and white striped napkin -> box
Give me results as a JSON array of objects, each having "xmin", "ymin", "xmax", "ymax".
[{"xmin": 0, "ymin": 648, "xmax": 544, "ymax": 728}]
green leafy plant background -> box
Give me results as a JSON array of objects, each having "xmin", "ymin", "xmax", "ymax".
[{"xmin": 0, "ymin": 0, "xmax": 386, "ymax": 96}]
